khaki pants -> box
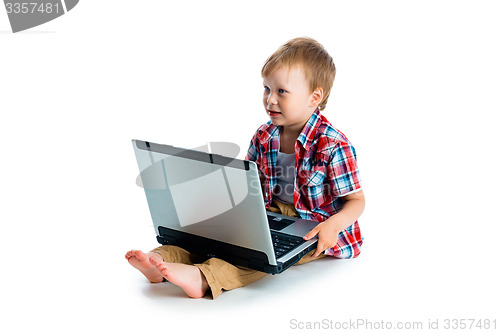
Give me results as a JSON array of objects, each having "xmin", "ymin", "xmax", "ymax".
[{"xmin": 151, "ymin": 199, "xmax": 326, "ymax": 299}]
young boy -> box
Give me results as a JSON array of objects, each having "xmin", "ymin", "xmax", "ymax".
[{"xmin": 125, "ymin": 37, "xmax": 365, "ymax": 299}]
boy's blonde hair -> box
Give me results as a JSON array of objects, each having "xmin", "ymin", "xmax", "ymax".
[{"xmin": 261, "ymin": 37, "xmax": 336, "ymax": 110}]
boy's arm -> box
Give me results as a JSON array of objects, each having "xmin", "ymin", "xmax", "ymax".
[{"xmin": 303, "ymin": 189, "xmax": 365, "ymax": 257}]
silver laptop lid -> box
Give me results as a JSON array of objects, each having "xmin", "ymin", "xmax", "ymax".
[{"xmin": 132, "ymin": 140, "xmax": 277, "ymax": 265}]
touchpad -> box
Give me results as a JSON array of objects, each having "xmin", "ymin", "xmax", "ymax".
[{"xmin": 267, "ymin": 215, "xmax": 295, "ymax": 231}]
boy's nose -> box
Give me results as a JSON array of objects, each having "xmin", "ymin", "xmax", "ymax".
[{"xmin": 267, "ymin": 93, "xmax": 278, "ymax": 106}]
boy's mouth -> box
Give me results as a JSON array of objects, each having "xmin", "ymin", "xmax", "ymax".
[{"xmin": 268, "ymin": 110, "xmax": 281, "ymax": 117}]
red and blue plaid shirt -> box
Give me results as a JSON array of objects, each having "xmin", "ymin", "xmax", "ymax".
[{"xmin": 245, "ymin": 109, "xmax": 363, "ymax": 258}]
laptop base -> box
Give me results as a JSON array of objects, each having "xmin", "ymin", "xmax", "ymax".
[{"xmin": 156, "ymin": 227, "xmax": 317, "ymax": 274}]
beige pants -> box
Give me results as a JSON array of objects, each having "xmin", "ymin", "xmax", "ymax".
[{"xmin": 151, "ymin": 199, "xmax": 326, "ymax": 299}]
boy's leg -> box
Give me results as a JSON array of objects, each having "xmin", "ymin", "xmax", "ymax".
[
  {"xmin": 271, "ymin": 198, "xmax": 300, "ymax": 217},
  {"xmin": 148, "ymin": 245, "xmax": 210, "ymax": 298},
  {"xmin": 190, "ymin": 249, "xmax": 325, "ymax": 299},
  {"xmin": 190, "ymin": 250, "xmax": 325, "ymax": 299},
  {"xmin": 152, "ymin": 245, "xmax": 266, "ymax": 299},
  {"xmin": 150, "ymin": 245, "xmax": 205, "ymax": 264},
  {"xmin": 194, "ymin": 258, "xmax": 267, "ymax": 299}
]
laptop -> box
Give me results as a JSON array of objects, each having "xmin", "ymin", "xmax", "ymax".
[{"xmin": 132, "ymin": 139, "xmax": 319, "ymax": 274}]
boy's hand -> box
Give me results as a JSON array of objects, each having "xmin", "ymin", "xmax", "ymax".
[
  {"xmin": 303, "ymin": 191, "xmax": 365, "ymax": 257},
  {"xmin": 303, "ymin": 219, "xmax": 340, "ymax": 257}
]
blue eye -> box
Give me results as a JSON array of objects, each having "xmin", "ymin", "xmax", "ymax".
[
  {"xmin": 279, "ymin": 88, "xmax": 287, "ymax": 94},
  {"xmin": 264, "ymin": 86, "xmax": 270, "ymax": 91}
]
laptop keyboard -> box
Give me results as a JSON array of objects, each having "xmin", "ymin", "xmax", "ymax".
[{"xmin": 271, "ymin": 231, "xmax": 306, "ymax": 259}]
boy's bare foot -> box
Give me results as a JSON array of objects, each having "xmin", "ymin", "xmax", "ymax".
[
  {"xmin": 149, "ymin": 256, "xmax": 209, "ymax": 299},
  {"xmin": 125, "ymin": 250, "xmax": 164, "ymax": 283}
]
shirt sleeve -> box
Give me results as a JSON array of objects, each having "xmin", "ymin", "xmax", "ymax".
[
  {"xmin": 326, "ymin": 142, "xmax": 362, "ymax": 197},
  {"xmin": 245, "ymin": 130, "xmax": 260, "ymax": 162}
]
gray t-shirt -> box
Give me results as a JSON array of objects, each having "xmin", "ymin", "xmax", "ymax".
[{"xmin": 274, "ymin": 151, "xmax": 296, "ymax": 204}]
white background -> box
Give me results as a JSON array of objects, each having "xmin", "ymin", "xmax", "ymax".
[{"xmin": 1, "ymin": 1, "xmax": 499, "ymax": 332}]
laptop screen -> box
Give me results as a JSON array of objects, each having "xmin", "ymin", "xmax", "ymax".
[{"xmin": 132, "ymin": 140, "xmax": 264, "ymax": 245}]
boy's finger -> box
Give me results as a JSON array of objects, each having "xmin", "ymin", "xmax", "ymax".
[
  {"xmin": 303, "ymin": 227, "xmax": 319, "ymax": 240},
  {"xmin": 311, "ymin": 244, "xmax": 323, "ymax": 257}
]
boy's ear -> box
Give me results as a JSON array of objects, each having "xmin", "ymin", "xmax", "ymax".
[{"xmin": 310, "ymin": 87, "xmax": 323, "ymax": 108}]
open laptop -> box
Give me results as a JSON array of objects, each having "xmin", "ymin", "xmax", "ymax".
[{"xmin": 132, "ymin": 139, "xmax": 319, "ymax": 274}]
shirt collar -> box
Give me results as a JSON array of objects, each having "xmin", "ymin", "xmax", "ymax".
[
  {"xmin": 260, "ymin": 123, "xmax": 280, "ymax": 143},
  {"xmin": 297, "ymin": 108, "xmax": 322, "ymax": 151}
]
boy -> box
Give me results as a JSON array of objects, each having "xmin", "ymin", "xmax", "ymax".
[{"xmin": 125, "ymin": 37, "xmax": 365, "ymax": 299}]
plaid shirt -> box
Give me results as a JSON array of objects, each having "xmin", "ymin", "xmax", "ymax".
[{"xmin": 245, "ymin": 109, "xmax": 363, "ymax": 258}]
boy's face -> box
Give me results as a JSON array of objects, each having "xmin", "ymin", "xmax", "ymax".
[{"xmin": 263, "ymin": 66, "xmax": 320, "ymax": 132}]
